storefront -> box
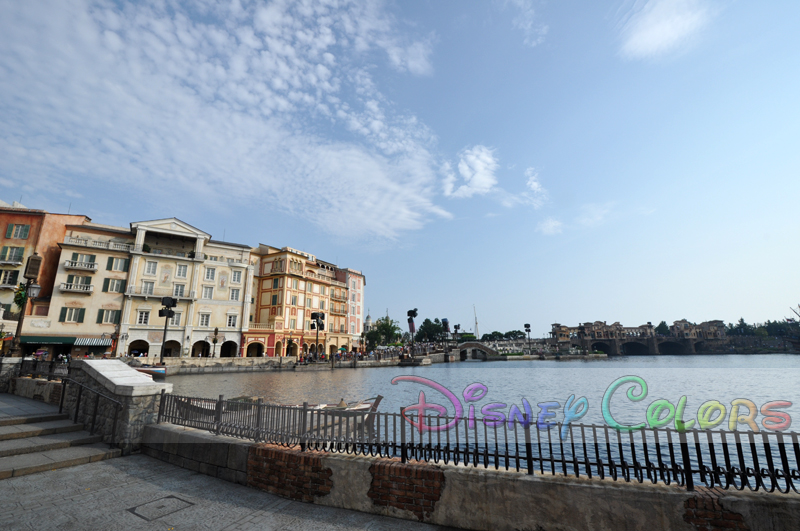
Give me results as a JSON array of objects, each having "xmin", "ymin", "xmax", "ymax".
[
  {"xmin": 73, "ymin": 337, "xmax": 113, "ymax": 358},
  {"xmin": 19, "ymin": 336, "xmax": 76, "ymax": 360}
]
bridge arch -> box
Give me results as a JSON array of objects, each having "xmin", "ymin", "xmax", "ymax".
[
  {"xmin": 659, "ymin": 341, "xmax": 686, "ymax": 355},
  {"xmin": 591, "ymin": 342, "xmax": 611, "ymax": 354},
  {"xmin": 620, "ymin": 342, "xmax": 649, "ymax": 356}
]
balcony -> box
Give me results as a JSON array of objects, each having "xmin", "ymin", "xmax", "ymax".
[
  {"xmin": 64, "ymin": 236, "xmax": 132, "ymax": 252},
  {"xmin": 60, "ymin": 283, "xmax": 94, "ymax": 294},
  {"xmin": 249, "ymin": 322, "xmax": 276, "ymax": 331},
  {"xmin": 331, "ymin": 307, "xmax": 347, "ymax": 316},
  {"xmin": 330, "ymin": 280, "xmax": 346, "ymax": 288},
  {"xmin": 64, "ymin": 260, "xmax": 98, "ymax": 272},
  {"xmin": 126, "ymin": 286, "xmax": 196, "ymax": 300},
  {"xmin": 0, "ymin": 256, "xmax": 23, "ymax": 266},
  {"xmin": 331, "ymin": 293, "xmax": 347, "ymax": 301}
]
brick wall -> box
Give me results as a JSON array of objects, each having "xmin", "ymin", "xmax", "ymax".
[
  {"xmin": 684, "ymin": 487, "xmax": 750, "ymax": 530},
  {"xmin": 247, "ymin": 444, "xmax": 333, "ymax": 502},
  {"xmin": 367, "ymin": 459, "xmax": 445, "ymax": 522}
]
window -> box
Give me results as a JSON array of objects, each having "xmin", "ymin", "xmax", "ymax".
[
  {"xmin": 142, "ymin": 281, "xmax": 154, "ymax": 295},
  {"xmin": 271, "ymin": 294, "xmax": 278, "ymax": 305},
  {"xmin": 320, "ymin": 300, "xmax": 326, "ymax": 310},
  {"xmin": 232, "ymin": 270, "xmax": 242, "ymax": 283},
  {"xmin": 321, "ymin": 286, "xmax": 326, "ymax": 295},
  {"xmin": 170, "ymin": 312, "xmax": 181, "ymax": 326},
  {"xmin": 0, "ymin": 270, "xmax": 18, "ymax": 286},
  {"xmin": 6, "ymin": 224, "xmax": 30, "ymax": 239},
  {"xmin": 351, "ymin": 305, "xmax": 355, "ymax": 314},
  {"xmin": 176, "ymin": 264, "xmax": 187, "ymax": 278},
  {"xmin": 352, "ymin": 280, "xmax": 356, "ymax": 290},
  {"xmin": 305, "ymin": 297, "xmax": 311, "ymax": 308},
  {"xmin": 73, "ymin": 253, "xmax": 93, "ymax": 263},
  {"xmin": 290, "ymin": 318, "xmax": 297, "ymax": 329},
  {"xmin": 306, "ymin": 282, "xmax": 312, "ymax": 292},
  {"xmin": 103, "ymin": 278, "xmax": 125, "ymax": 293},
  {"xmin": 351, "ymin": 293, "xmax": 356, "ymax": 302},
  {"xmin": 351, "ymin": 324, "xmax": 355, "ymax": 334},
  {"xmin": 199, "ymin": 314, "xmax": 210, "ymax": 327},
  {"xmin": 205, "ymin": 267, "xmax": 215, "ymax": 281},
  {"xmin": 176, "ymin": 251, "xmax": 185, "ymax": 258},
  {"xmin": 227, "ymin": 315, "xmax": 237, "ymax": 328},
  {"xmin": 202, "ymin": 286, "xmax": 213, "ymax": 299},
  {"xmin": 340, "ymin": 324, "xmax": 345, "ymax": 333},
  {"xmin": 230, "ymin": 288, "xmax": 240, "ymax": 301},
  {"xmin": 173, "ymin": 284, "xmax": 185, "ymax": 297},
  {"xmin": 98, "ymin": 309, "xmax": 120, "ymax": 324},
  {"xmin": 291, "ymin": 295, "xmax": 297, "ymax": 305},
  {"xmin": 292, "ymin": 279, "xmax": 298, "ymax": 289},
  {"xmin": 144, "ymin": 261, "xmax": 157, "ymax": 275},
  {"xmin": 209, "ymin": 256, "xmax": 218, "ymax": 261},
  {"xmin": 0, "ymin": 247, "xmax": 24, "ymax": 262},
  {"xmin": 272, "ymin": 278, "xmax": 279, "ymax": 289},
  {"xmin": 60, "ymin": 307, "xmax": 85, "ymax": 323},
  {"xmin": 107, "ymin": 257, "xmax": 129, "ymax": 272},
  {"xmin": 137, "ymin": 310, "xmax": 150, "ymax": 325},
  {"xmin": 65, "ymin": 274, "xmax": 91, "ymax": 286}
]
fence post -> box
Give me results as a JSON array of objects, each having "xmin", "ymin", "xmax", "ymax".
[
  {"xmin": 400, "ymin": 408, "xmax": 407, "ymax": 464},
  {"xmin": 524, "ymin": 420, "xmax": 534, "ymax": 475},
  {"xmin": 157, "ymin": 389, "xmax": 166, "ymax": 424},
  {"xmin": 214, "ymin": 395, "xmax": 224, "ymax": 435},
  {"xmin": 255, "ymin": 398, "xmax": 264, "ymax": 441},
  {"xmin": 679, "ymin": 429, "xmax": 695, "ymax": 491},
  {"xmin": 300, "ymin": 402, "xmax": 309, "ymax": 451}
]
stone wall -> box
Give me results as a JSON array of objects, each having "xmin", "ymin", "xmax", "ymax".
[
  {"xmin": 9, "ymin": 377, "xmax": 62, "ymax": 405},
  {"xmin": 119, "ymin": 356, "xmax": 297, "ymax": 376},
  {"xmin": 141, "ymin": 424, "xmax": 800, "ymax": 531},
  {"xmin": 0, "ymin": 357, "xmax": 21, "ymax": 393}
]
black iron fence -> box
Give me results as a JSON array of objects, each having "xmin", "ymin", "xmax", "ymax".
[
  {"xmin": 18, "ymin": 359, "xmax": 70, "ymax": 380},
  {"xmin": 158, "ymin": 392, "xmax": 800, "ymax": 494}
]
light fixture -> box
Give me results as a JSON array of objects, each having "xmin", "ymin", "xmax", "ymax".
[{"xmin": 28, "ymin": 283, "xmax": 41, "ymax": 300}]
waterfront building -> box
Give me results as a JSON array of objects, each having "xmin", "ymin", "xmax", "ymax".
[
  {"xmin": 120, "ymin": 219, "xmax": 253, "ymax": 359},
  {"xmin": 337, "ymin": 268, "xmax": 365, "ymax": 350},
  {"xmin": 23, "ymin": 222, "xmax": 135, "ymax": 358}
]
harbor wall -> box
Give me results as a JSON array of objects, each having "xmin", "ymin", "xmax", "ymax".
[{"xmin": 142, "ymin": 423, "xmax": 799, "ymax": 531}]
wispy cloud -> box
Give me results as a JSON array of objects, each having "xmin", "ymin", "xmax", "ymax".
[
  {"xmin": 498, "ymin": 167, "xmax": 548, "ymax": 208},
  {"xmin": 576, "ymin": 202, "xmax": 615, "ymax": 227},
  {"xmin": 0, "ymin": 0, "xmax": 444, "ymax": 240},
  {"xmin": 537, "ymin": 217, "xmax": 563, "ymax": 235},
  {"xmin": 442, "ymin": 145, "xmax": 499, "ymax": 198},
  {"xmin": 505, "ymin": 0, "xmax": 549, "ymax": 47},
  {"xmin": 618, "ymin": 0, "xmax": 713, "ymax": 60}
]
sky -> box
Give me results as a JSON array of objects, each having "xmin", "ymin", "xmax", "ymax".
[{"xmin": 1, "ymin": 0, "xmax": 799, "ymax": 338}]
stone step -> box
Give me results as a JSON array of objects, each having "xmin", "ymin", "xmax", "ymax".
[
  {"xmin": 0, "ymin": 430, "xmax": 104, "ymax": 458},
  {"xmin": 0, "ymin": 413, "xmax": 69, "ymax": 427},
  {"xmin": 0, "ymin": 419, "xmax": 84, "ymax": 441},
  {"xmin": 0, "ymin": 443, "xmax": 121, "ymax": 479}
]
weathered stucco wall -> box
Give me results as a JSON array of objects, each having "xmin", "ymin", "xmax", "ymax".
[{"xmin": 141, "ymin": 423, "xmax": 800, "ymax": 531}]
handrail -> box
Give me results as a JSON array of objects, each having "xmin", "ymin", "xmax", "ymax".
[{"xmin": 59, "ymin": 377, "xmax": 122, "ymax": 448}]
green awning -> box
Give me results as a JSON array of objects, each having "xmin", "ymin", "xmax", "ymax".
[{"xmin": 20, "ymin": 336, "xmax": 76, "ymax": 345}]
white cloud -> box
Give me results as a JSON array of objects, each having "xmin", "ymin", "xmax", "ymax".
[
  {"xmin": 577, "ymin": 202, "xmax": 615, "ymax": 227},
  {"xmin": 0, "ymin": 0, "xmax": 443, "ymax": 240},
  {"xmin": 537, "ymin": 217, "xmax": 563, "ymax": 235},
  {"xmin": 619, "ymin": 0, "xmax": 712, "ymax": 59},
  {"xmin": 498, "ymin": 167, "xmax": 548, "ymax": 208},
  {"xmin": 443, "ymin": 146, "xmax": 499, "ymax": 198},
  {"xmin": 506, "ymin": 0, "xmax": 549, "ymax": 47}
]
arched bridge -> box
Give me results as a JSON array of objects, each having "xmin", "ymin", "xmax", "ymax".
[
  {"xmin": 457, "ymin": 342, "xmax": 499, "ymax": 361},
  {"xmin": 577, "ymin": 336, "xmax": 705, "ymax": 356}
]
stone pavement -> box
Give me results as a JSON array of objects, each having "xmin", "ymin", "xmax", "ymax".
[
  {"xmin": 0, "ymin": 393, "xmax": 61, "ymax": 421},
  {"xmin": 0, "ymin": 454, "xmax": 463, "ymax": 530}
]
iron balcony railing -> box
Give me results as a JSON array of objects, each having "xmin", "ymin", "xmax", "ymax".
[
  {"xmin": 64, "ymin": 260, "xmax": 98, "ymax": 271},
  {"xmin": 157, "ymin": 392, "xmax": 800, "ymax": 494},
  {"xmin": 60, "ymin": 282, "xmax": 94, "ymax": 293},
  {"xmin": 0, "ymin": 256, "xmax": 24, "ymax": 265}
]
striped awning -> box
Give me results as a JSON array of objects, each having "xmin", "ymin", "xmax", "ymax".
[{"xmin": 74, "ymin": 337, "xmax": 113, "ymax": 346}]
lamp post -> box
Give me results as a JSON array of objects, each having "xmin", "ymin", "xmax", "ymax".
[
  {"xmin": 310, "ymin": 312, "xmax": 325, "ymax": 363},
  {"xmin": 211, "ymin": 327, "xmax": 219, "ymax": 358},
  {"xmin": 525, "ymin": 323, "xmax": 532, "ymax": 355},
  {"xmin": 407, "ymin": 309, "xmax": 417, "ymax": 359},
  {"xmin": 158, "ymin": 297, "xmax": 177, "ymax": 365},
  {"xmin": 9, "ymin": 253, "xmax": 42, "ymax": 358}
]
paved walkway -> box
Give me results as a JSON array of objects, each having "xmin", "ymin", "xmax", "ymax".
[
  {"xmin": 0, "ymin": 393, "xmax": 60, "ymax": 420},
  {"xmin": 1, "ymin": 454, "xmax": 461, "ymax": 530}
]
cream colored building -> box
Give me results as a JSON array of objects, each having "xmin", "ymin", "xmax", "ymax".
[
  {"xmin": 119, "ymin": 219, "xmax": 253, "ymax": 359},
  {"xmin": 22, "ymin": 222, "xmax": 134, "ymax": 358}
]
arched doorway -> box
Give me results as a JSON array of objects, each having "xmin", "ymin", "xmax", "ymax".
[
  {"xmin": 309, "ymin": 344, "xmax": 317, "ymax": 356},
  {"xmin": 329, "ymin": 344, "xmax": 337, "ymax": 356},
  {"xmin": 286, "ymin": 341, "xmax": 297, "ymax": 357},
  {"xmin": 192, "ymin": 340, "xmax": 210, "ymax": 357},
  {"xmin": 274, "ymin": 341, "xmax": 283, "ymax": 358},
  {"xmin": 591, "ymin": 342, "xmax": 611, "ymax": 354},
  {"xmin": 220, "ymin": 341, "xmax": 237, "ymax": 357},
  {"xmin": 302, "ymin": 343, "xmax": 309, "ymax": 355},
  {"xmin": 163, "ymin": 340, "xmax": 182, "ymax": 357},
  {"xmin": 128, "ymin": 340, "xmax": 149, "ymax": 357},
  {"xmin": 317, "ymin": 344, "xmax": 324, "ymax": 359},
  {"xmin": 247, "ymin": 342, "xmax": 264, "ymax": 357}
]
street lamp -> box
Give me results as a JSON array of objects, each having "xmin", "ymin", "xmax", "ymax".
[
  {"xmin": 310, "ymin": 312, "xmax": 325, "ymax": 363},
  {"xmin": 211, "ymin": 327, "xmax": 220, "ymax": 358},
  {"xmin": 524, "ymin": 323, "xmax": 532, "ymax": 355},
  {"xmin": 407, "ymin": 309, "xmax": 417, "ymax": 358},
  {"xmin": 158, "ymin": 297, "xmax": 177, "ymax": 365},
  {"xmin": 9, "ymin": 253, "xmax": 42, "ymax": 358}
]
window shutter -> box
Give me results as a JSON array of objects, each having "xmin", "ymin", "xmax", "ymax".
[
  {"xmin": 102, "ymin": 278, "xmax": 109, "ymax": 292},
  {"xmin": 84, "ymin": 276, "xmax": 92, "ymax": 285},
  {"xmin": 5, "ymin": 225, "xmax": 12, "ymax": 238},
  {"xmin": 0, "ymin": 247, "xmax": 7, "ymax": 260},
  {"xmin": 89, "ymin": 254, "xmax": 96, "ymax": 263},
  {"xmin": 67, "ymin": 274, "xmax": 74, "ymax": 284},
  {"xmin": 20, "ymin": 225, "xmax": 29, "ymax": 239},
  {"xmin": 9, "ymin": 270, "xmax": 18, "ymax": 285},
  {"xmin": 77, "ymin": 308, "xmax": 85, "ymax": 323},
  {"xmin": 59, "ymin": 307, "xmax": 67, "ymax": 322},
  {"xmin": 114, "ymin": 311, "xmax": 121, "ymax": 324},
  {"xmin": 72, "ymin": 252, "xmax": 79, "ymax": 261},
  {"xmin": 97, "ymin": 309, "xmax": 104, "ymax": 324},
  {"xmin": 120, "ymin": 280, "xmax": 126, "ymax": 293},
  {"xmin": 107, "ymin": 257, "xmax": 113, "ymax": 270},
  {"xmin": 123, "ymin": 259, "xmax": 129, "ymax": 272}
]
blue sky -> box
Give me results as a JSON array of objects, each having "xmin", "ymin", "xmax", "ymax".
[{"xmin": 1, "ymin": 0, "xmax": 799, "ymax": 337}]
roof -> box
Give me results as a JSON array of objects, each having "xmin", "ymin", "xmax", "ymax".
[{"xmin": 207, "ymin": 239, "xmax": 251, "ymax": 249}]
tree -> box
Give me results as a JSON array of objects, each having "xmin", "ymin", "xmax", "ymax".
[
  {"xmin": 13, "ymin": 283, "xmax": 27, "ymax": 310},
  {"xmin": 415, "ymin": 318, "xmax": 444, "ymax": 342},
  {"xmin": 374, "ymin": 316, "xmax": 401, "ymax": 345},
  {"xmin": 481, "ymin": 331, "xmax": 504, "ymax": 342},
  {"xmin": 503, "ymin": 330, "xmax": 525, "ymax": 340},
  {"xmin": 655, "ymin": 321, "xmax": 669, "ymax": 335},
  {"xmin": 365, "ymin": 329, "xmax": 382, "ymax": 350}
]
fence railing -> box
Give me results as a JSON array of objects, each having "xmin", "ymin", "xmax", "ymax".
[
  {"xmin": 18, "ymin": 359, "xmax": 70, "ymax": 380},
  {"xmin": 157, "ymin": 393, "xmax": 800, "ymax": 494},
  {"xmin": 59, "ymin": 378, "xmax": 122, "ymax": 448}
]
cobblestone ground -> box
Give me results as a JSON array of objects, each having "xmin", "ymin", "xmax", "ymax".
[{"xmin": 0, "ymin": 455, "xmax": 458, "ymax": 531}]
